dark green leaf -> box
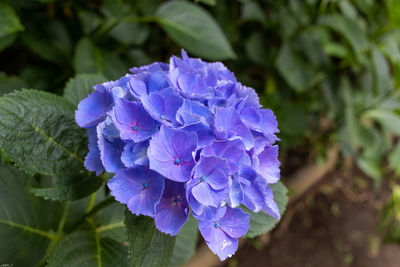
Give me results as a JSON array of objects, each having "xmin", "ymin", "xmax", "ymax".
[
  {"xmin": 245, "ymin": 181, "xmax": 288, "ymax": 238},
  {"xmin": 63, "ymin": 73, "xmax": 107, "ymax": 106},
  {"xmin": 389, "ymin": 142, "xmax": 400, "ymax": 175},
  {"xmin": 156, "ymin": 0, "xmax": 235, "ymax": 60},
  {"xmin": 47, "ymin": 230, "xmax": 129, "ymax": 267},
  {"xmin": 21, "ymin": 20, "xmax": 72, "ymax": 63},
  {"xmin": 109, "ymin": 21, "xmax": 150, "ymax": 46},
  {"xmin": 0, "ymin": 90, "xmax": 102, "ymax": 200},
  {"xmin": 0, "ymin": 163, "xmax": 63, "ymax": 266},
  {"xmin": 74, "ymin": 37, "xmax": 102, "ymax": 74},
  {"xmin": 168, "ymin": 215, "xmax": 198, "ymax": 267},
  {"xmin": 0, "ymin": 72, "xmax": 26, "ymax": 96},
  {"xmin": 195, "ymin": 0, "xmax": 217, "ymax": 6},
  {"xmin": 0, "ymin": 33, "xmax": 17, "ymax": 52},
  {"xmin": 241, "ymin": 1, "xmax": 266, "ymax": 24},
  {"xmin": 125, "ymin": 211, "xmax": 176, "ymax": 267}
]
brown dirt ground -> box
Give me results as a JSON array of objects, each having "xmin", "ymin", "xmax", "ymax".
[{"xmin": 224, "ymin": 168, "xmax": 400, "ymax": 267}]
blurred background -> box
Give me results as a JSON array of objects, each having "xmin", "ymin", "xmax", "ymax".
[{"xmin": 1, "ymin": 0, "xmax": 400, "ymax": 266}]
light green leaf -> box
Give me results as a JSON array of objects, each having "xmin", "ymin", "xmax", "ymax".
[
  {"xmin": 0, "ymin": 90, "xmax": 102, "ymax": 200},
  {"xmin": 156, "ymin": 0, "xmax": 235, "ymax": 60},
  {"xmin": 318, "ymin": 14, "xmax": 368, "ymax": 58},
  {"xmin": 389, "ymin": 142, "xmax": 400, "ymax": 175},
  {"xmin": 47, "ymin": 230, "xmax": 129, "ymax": 267},
  {"xmin": 0, "ymin": 2, "xmax": 24, "ymax": 38},
  {"xmin": 363, "ymin": 109, "xmax": 400, "ymax": 135},
  {"xmin": 371, "ymin": 47, "xmax": 392, "ymax": 95},
  {"xmin": 0, "ymin": 163, "xmax": 63, "ymax": 266},
  {"xmin": 63, "ymin": 73, "xmax": 107, "ymax": 106},
  {"xmin": 245, "ymin": 181, "xmax": 288, "ymax": 238},
  {"xmin": 168, "ymin": 215, "xmax": 198, "ymax": 267},
  {"xmin": 125, "ymin": 211, "xmax": 176, "ymax": 267}
]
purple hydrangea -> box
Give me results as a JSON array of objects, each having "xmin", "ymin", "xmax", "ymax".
[{"xmin": 75, "ymin": 50, "xmax": 280, "ymax": 261}]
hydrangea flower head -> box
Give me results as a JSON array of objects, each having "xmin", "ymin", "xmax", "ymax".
[{"xmin": 75, "ymin": 50, "xmax": 281, "ymax": 261}]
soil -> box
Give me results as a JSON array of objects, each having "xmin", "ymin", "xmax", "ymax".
[{"xmin": 224, "ymin": 168, "xmax": 400, "ymax": 267}]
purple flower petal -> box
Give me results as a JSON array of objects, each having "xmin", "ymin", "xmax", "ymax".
[
  {"xmin": 213, "ymin": 107, "xmax": 254, "ymax": 150},
  {"xmin": 155, "ymin": 180, "xmax": 189, "ymax": 235},
  {"xmin": 141, "ymin": 87, "xmax": 183, "ymax": 127},
  {"xmin": 254, "ymin": 145, "xmax": 280, "ymax": 184},
  {"xmin": 75, "ymin": 90, "xmax": 113, "ymax": 128},
  {"xmin": 121, "ymin": 141, "xmax": 149, "ymax": 167},
  {"xmin": 219, "ymin": 207, "xmax": 250, "ymax": 238},
  {"xmin": 113, "ymin": 98, "xmax": 157, "ymax": 142},
  {"xmin": 148, "ymin": 126, "xmax": 197, "ymax": 182},
  {"xmin": 109, "ymin": 166, "xmax": 165, "ymax": 217},
  {"xmin": 84, "ymin": 128, "xmax": 104, "ymax": 175},
  {"xmin": 97, "ymin": 121, "xmax": 124, "ymax": 173}
]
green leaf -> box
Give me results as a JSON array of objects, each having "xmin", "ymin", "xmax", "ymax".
[
  {"xmin": 21, "ymin": 20, "xmax": 72, "ymax": 63},
  {"xmin": 371, "ymin": 47, "xmax": 392, "ymax": 95},
  {"xmin": 73, "ymin": 38, "xmax": 128, "ymax": 79},
  {"xmin": 47, "ymin": 230, "xmax": 129, "ymax": 267},
  {"xmin": 241, "ymin": 1, "xmax": 266, "ymax": 24},
  {"xmin": 125, "ymin": 211, "xmax": 176, "ymax": 267},
  {"xmin": 195, "ymin": 0, "xmax": 217, "ymax": 6},
  {"xmin": 0, "ymin": 163, "xmax": 63, "ymax": 266},
  {"xmin": 0, "ymin": 90, "xmax": 102, "ymax": 200},
  {"xmin": 245, "ymin": 181, "xmax": 288, "ymax": 238},
  {"xmin": 74, "ymin": 37, "xmax": 102, "ymax": 74},
  {"xmin": 63, "ymin": 73, "xmax": 107, "ymax": 106},
  {"xmin": 168, "ymin": 215, "xmax": 198, "ymax": 267},
  {"xmin": 109, "ymin": 21, "xmax": 150, "ymax": 46},
  {"xmin": 0, "ymin": 33, "xmax": 17, "ymax": 52},
  {"xmin": 0, "ymin": 72, "xmax": 26, "ymax": 96},
  {"xmin": 389, "ymin": 142, "xmax": 400, "ymax": 175},
  {"xmin": 156, "ymin": 0, "xmax": 235, "ymax": 60},
  {"xmin": 362, "ymin": 109, "xmax": 400, "ymax": 135},
  {"xmin": 0, "ymin": 2, "xmax": 24, "ymax": 38},
  {"xmin": 318, "ymin": 14, "xmax": 368, "ymax": 59}
]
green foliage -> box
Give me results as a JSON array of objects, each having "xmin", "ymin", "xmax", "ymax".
[
  {"xmin": 0, "ymin": 2, "xmax": 24, "ymax": 52},
  {"xmin": 47, "ymin": 231, "xmax": 130, "ymax": 267},
  {"xmin": 0, "ymin": 90, "xmax": 102, "ymax": 200},
  {"xmin": 168, "ymin": 215, "xmax": 199, "ymax": 267},
  {"xmin": 156, "ymin": 1, "xmax": 235, "ymax": 60},
  {"xmin": 124, "ymin": 211, "xmax": 176, "ymax": 267},
  {"xmin": 0, "ymin": 163, "xmax": 63, "ymax": 266},
  {"xmin": 245, "ymin": 181, "xmax": 289, "ymax": 238},
  {"xmin": 1, "ymin": 0, "xmax": 400, "ymax": 264}
]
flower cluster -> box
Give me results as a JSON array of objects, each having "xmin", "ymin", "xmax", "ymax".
[{"xmin": 75, "ymin": 50, "xmax": 280, "ymax": 260}]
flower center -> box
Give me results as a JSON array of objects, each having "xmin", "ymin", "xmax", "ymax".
[
  {"xmin": 142, "ymin": 182, "xmax": 149, "ymax": 189},
  {"xmin": 132, "ymin": 125, "xmax": 139, "ymax": 131},
  {"xmin": 201, "ymin": 176, "xmax": 206, "ymax": 182},
  {"xmin": 174, "ymin": 159, "xmax": 181, "ymax": 165},
  {"xmin": 160, "ymin": 115, "xmax": 165, "ymax": 120},
  {"xmin": 173, "ymin": 196, "xmax": 180, "ymax": 204},
  {"xmin": 214, "ymin": 222, "xmax": 220, "ymax": 228}
]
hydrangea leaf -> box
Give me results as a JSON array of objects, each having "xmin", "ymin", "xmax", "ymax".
[
  {"xmin": 74, "ymin": 37, "xmax": 102, "ymax": 74},
  {"xmin": 63, "ymin": 73, "xmax": 107, "ymax": 106},
  {"xmin": 168, "ymin": 215, "xmax": 199, "ymax": 267},
  {"xmin": 124, "ymin": 211, "xmax": 176, "ymax": 267},
  {"xmin": 244, "ymin": 181, "xmax": 288, "ymax": 238},
  {"xmin": 47, "ymin": 230, "xmax": 129, "ymax": 267},
  {"xmin": 0, "ymin": 89, "xmax": 102, "ymax": 200},
  {"xmin": 0, "ymin": 2, "xmax": 24, "ymax": 38},
  {"xmin": 156, "ymin": 0, "xmax": 235, "ymax": 60},
  {"xmin": 0, "ymin": 162, "xmax": 64, "ymax": 266}
]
